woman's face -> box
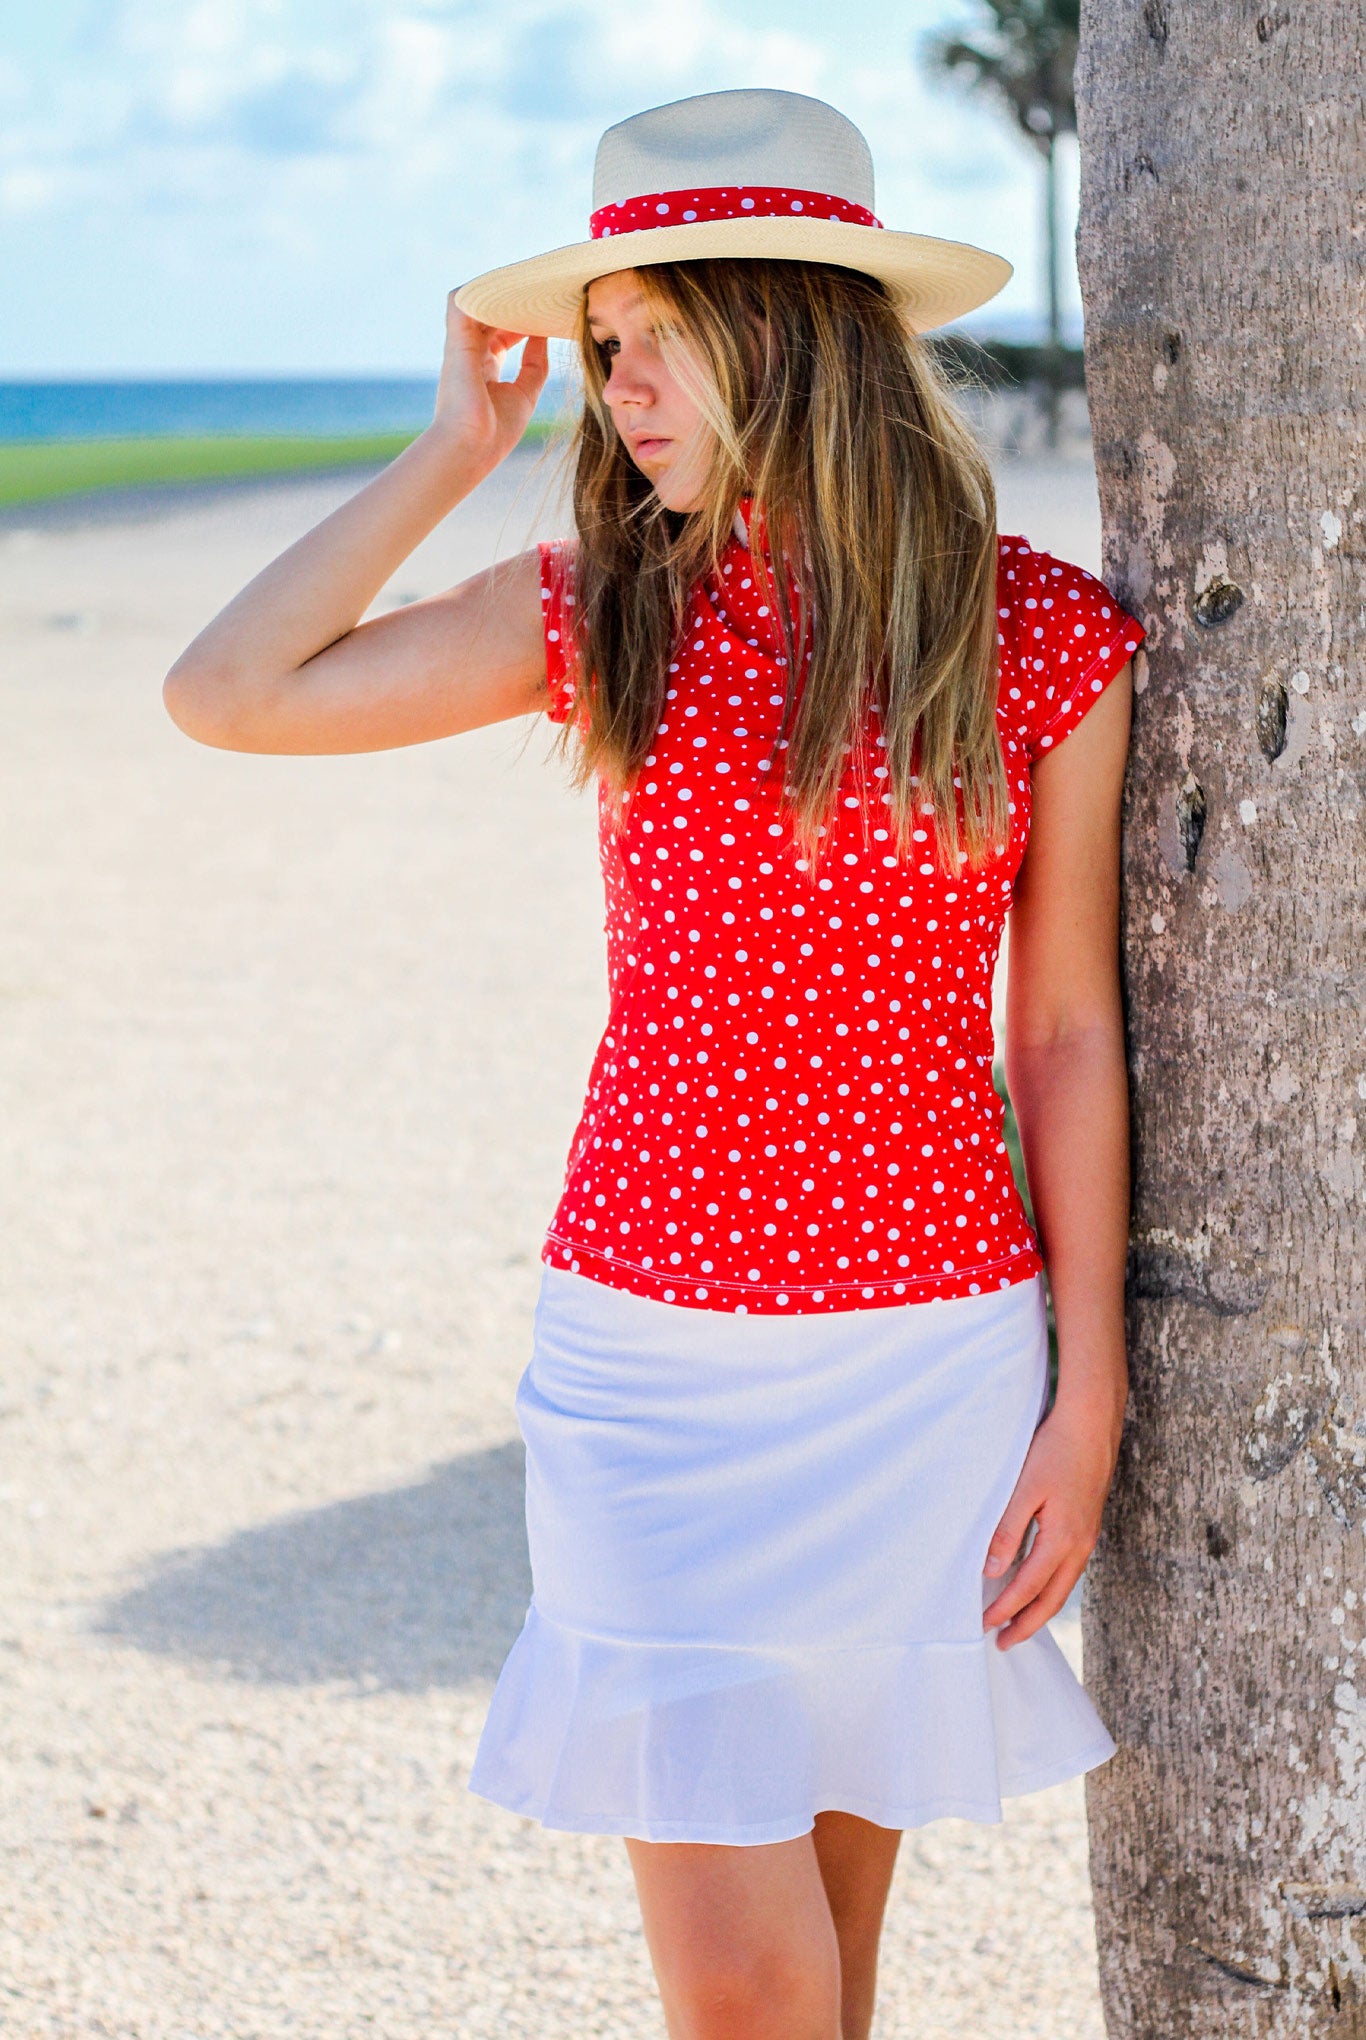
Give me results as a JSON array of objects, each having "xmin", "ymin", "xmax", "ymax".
[{"xmin": 585, "ymin": 269, "xmax": 716, "ymax": 513}]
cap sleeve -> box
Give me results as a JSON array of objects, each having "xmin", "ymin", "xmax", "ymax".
[
  {"xmin": 538, "ymin": 537, "xmax": 582, "ymax": 727},
  {"xmin": 1000, "ymin": 539, "xmax": 1145, "ymax": 764}
]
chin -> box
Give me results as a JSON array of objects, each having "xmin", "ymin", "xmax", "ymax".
[{"xmin": 653, "ymin": 477, "xmax": 706, "ymax": 515}]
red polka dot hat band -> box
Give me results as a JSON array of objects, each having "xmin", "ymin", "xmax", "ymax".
[
  {"xmin": 453, "ymin": 87, "xmax": 1011, "ymax": 343},
  {"xmin": 591, "ymin": 185, "xmax": 883, "ymax": 239}
]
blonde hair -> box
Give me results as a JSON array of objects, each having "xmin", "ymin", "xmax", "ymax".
[{"xmin": 552, "ymin": 256, "xmax": 1010, "ymax": 877}]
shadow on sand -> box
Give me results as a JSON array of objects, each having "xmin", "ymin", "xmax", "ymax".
[{"xmin": 94, "ymin": 1441, "xmax": 532, "ymax": 1691}]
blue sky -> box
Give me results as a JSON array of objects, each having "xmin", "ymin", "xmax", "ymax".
[{"xmin": 0, "ymin": 0, "xmax": 1083, "ymax": 374}]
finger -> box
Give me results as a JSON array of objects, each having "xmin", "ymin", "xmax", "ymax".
[
  {"xmin": 982, "ymin": 1528, "xmax": 1067, "ymax": 1630},
  {"xmin": 513, "ymin": 333, "xmax": 551, "ymax": 396},
  {"xmin": 983, "ymin": 1495, "xmax": 1041, "ymax": 1576},
  {"xmin": 475, "ymin": 325, "xmax": 535, "ymax": 357},
  {"xmin": 444, "ymin": 300, "xmax": 526, "ymax": 362},
  {"xmin": 445, "ymin": 294, "xmax": 488, "ymax": 344},
  {"xmin": 444, "ymin": 314, "xmax": 502, "ymax": 381},
  {"xmin": 479, "ymin": 334, "xmax": 544, "ymax": 395},
  {"xmin": 985, "ymin": 1544, "xmax": 1085, "ymax": 1638},
  {"xmin": 993, "ymin": 1568, "xmax": 1079, "ymax": 1650}
]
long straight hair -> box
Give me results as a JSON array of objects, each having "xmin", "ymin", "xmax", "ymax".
[{"xmin": 552, "ymin": 256, "xmax": 1010, "ymax": 878}]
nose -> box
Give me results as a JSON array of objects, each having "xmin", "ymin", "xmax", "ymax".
[{"xmin": 604, "ymin": 349, "xmax": 653, "ymax": 411}]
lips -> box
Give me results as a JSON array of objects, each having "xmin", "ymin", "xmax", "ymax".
[{"xmin": 632, "ymin": 436, "xmax": 671, "ymax": 459}]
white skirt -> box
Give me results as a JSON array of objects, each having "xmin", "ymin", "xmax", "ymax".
[{"xmin": 468, "ymin": 1264, "xmax": 1116, "ymax": 1844}]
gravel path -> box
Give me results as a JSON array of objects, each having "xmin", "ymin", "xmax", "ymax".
[{"xmin": 0, "ymin": 440, "xmax": 1111, "ymax": 2038}]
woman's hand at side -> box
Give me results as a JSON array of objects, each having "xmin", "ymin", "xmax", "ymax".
[
  {"xmin": 163, "ymin": 297, "xmax": 552, "ymax": 753},
  {"xmin": 980, "ymin": 1397, "xmax": 1123, "ymax": 1649}
]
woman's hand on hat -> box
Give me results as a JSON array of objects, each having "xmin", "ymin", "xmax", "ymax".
[{"xmin": 431, "ymin": 292, "xmax": 549, "ymax": 472}]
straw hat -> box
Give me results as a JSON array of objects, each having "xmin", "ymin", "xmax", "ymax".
[{"xmin": 452, "ymin": 87, "xmax": 1012, "ymax": 340}]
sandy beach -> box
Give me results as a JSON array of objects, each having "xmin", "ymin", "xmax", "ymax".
[{"xmin": 1, "ymin": 429, "xmax": 1112, "ymax": 2038}]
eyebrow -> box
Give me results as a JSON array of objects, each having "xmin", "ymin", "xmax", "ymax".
[{"xmin": 586, "ymin": 291, "xmax": 646, "ymax": 330}]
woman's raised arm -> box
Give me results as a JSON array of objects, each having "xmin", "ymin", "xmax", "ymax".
[{"xmin": 162, "ymin": 297, "xmax": 552, "ymax": 754}]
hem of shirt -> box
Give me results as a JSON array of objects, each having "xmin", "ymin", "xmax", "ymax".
[{"xmin": 540, "ymin": 1233, "xmax": 1046, "ymax": 1313}]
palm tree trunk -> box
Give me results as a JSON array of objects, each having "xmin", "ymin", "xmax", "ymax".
[
  {"xmin": 1043, "ymin": 135, "xmax": 1061, "ymax": 451},
  {"xmin": 1073, "ymin": 5, "xmax": 1366, "ymax": 2034}
]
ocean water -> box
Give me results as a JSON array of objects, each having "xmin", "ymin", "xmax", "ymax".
[{"xmin": 0, "ymin": 378, "xmax": 445, "ymax": 443}]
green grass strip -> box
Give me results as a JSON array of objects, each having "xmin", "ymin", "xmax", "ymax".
[
  {"xmin": 0, "ymin": 420, "xmax": 559, "ymax": 508},
  {"xmin": 0, "ymin": 432, "xmax": 417, "ymax": 507}
]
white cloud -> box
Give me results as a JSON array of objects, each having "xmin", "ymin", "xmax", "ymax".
[{"xmin": 1, "ymin": 0, "xmax": 1067, "ymax": 369}]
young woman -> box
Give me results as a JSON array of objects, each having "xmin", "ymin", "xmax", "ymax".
[{"xmin": 166, "ymin": 88, "xmax": 1143, "ymax": 2040}]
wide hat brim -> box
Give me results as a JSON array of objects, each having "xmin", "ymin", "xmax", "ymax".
[{"xmin": 453, "ymin": 216, "xmax": 1012, "ymax": 341}]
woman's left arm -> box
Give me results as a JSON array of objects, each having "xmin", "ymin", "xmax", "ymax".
[{"xmin": 981, "ymin": 659, "xmax": 1134, "ymax": 1650}]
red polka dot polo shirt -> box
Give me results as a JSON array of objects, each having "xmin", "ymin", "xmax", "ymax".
[{"xmin": 537, "ymin": 507, "xmax": 1143, "ymax": 1315}]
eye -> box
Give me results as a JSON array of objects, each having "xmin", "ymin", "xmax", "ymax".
[{"xmin": 596, "ymin": 336, "xmax": 620, "ymax": 362}]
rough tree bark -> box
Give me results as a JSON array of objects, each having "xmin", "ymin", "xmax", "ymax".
[{"xmin": 1073, "ymin": 5, "xmax": 1365, "ymax": 2036}]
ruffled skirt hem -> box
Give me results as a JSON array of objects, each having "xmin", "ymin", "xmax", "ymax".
[{"xmin": 467, "ymin": 1601, "xmax": 1117, "ymax": 1845}]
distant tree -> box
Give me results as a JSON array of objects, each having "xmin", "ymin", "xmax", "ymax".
[{"xmin": 918, "ymin": 1, "xmax": 1080, "ymax": 444}]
